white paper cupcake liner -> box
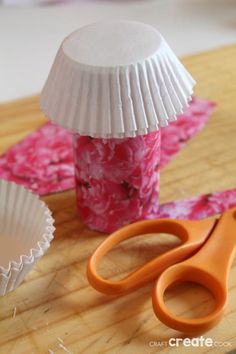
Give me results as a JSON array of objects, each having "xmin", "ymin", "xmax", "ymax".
[
  {"xmin": 0, "ymin": 179, "xmax": 55, "ymax": 296},
  {"xmin": 40, "ymin": 21, "xmax": 195, "ymax": 138}
]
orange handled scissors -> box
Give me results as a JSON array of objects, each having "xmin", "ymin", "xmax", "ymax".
[{"xmin": 87, "ymin": 207, "xmax": 236, "ymax": 333}]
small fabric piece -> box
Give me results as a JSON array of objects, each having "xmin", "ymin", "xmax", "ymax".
[
  {"xmin": 160, "ymin": 97, "xmax": 215, "ymax": 167},
  {"xmin": 157, "ymin": 188, "xmax": 236, "ymax": 219}
]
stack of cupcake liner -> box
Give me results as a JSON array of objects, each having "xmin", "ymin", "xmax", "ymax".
[
  {"xmin": 40, "ymin": 21, "xmax": 195, "ymax": 139},
  {"xmin": 0, "ymin": 179, "xmax": 55, "ymax": 296}
]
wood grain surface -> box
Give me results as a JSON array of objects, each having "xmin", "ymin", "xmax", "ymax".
[{"xmin": 0, "ymin": 45, "xmax": 236, "ymax": 354}]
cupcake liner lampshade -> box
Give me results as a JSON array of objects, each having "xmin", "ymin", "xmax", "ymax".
[{"xmin": 40, "ymin": 20, "xmax": 195, "ymax": 232}]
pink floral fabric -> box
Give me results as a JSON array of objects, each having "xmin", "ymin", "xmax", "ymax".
[
  {"xmin": 0, "ymin": 97, "xmax": 215, "ymax": 196},
  {"xmin": 160, "ymin": 97, "xmax": 215, "ymax": 167},
  {"xmin": 1, "ymin": 96, "xmax": 230, "ymax": 233},
  {"xmin": 0, "ymin": 124, "xmax": 75, "ymax": 195},
  {"xmin": 73, "ymin": 132, "xmax": 161, "ymax": 232},
  {"xmin": 156, "ymin": 188, "xmax": 236, "ymax": 219}
]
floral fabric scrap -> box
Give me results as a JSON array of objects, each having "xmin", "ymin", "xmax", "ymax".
[
  {"xmin": 157, "ymin": 188, "xmax": 236, "ymax": 220},
  {"xmin": 0, "ymin": 97, "xmax": 215, "ymax": 195}
]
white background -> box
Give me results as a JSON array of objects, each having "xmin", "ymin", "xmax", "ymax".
[{"xmin": 0, "ymin": 0, "xmax": 235, "ymax": 102}]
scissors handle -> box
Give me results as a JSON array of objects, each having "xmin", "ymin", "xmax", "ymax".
[
  {"xmin": 152, "ymin": 207, "xmax": 236, "ymax": 333},
  {"xmin": 87, "ymin": 217, "xmax": 215, "ymax": 295}
]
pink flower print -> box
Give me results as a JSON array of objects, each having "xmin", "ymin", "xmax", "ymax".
[
  {"xmin": 73, "ymin": 131, "xmax": 161, "ymax": 232},
  {"xmin": 0, "ymin": 97, "xmax": 214, "ymax": 198}
]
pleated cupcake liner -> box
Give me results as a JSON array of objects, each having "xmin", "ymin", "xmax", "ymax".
[
  {"xmin": 40, "ymin": 22, "xmax": 195, "ymax": 138},
  {"xmin": 0, "ymin": 179, "xmax": 55, "ymax": 296}
]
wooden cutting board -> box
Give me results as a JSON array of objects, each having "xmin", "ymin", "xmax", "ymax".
[{"xmin": 0, "ymin": 45, "xmax": 236, "ymax": 354}]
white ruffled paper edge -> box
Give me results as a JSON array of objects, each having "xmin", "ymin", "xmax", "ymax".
[
  {"xmin": 0, "ymin": 180, "xmax": 55, "ymax": 296},
  {"xmin": 40, "ymin": 34, "xmax": 196, "ymax": 138}
]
